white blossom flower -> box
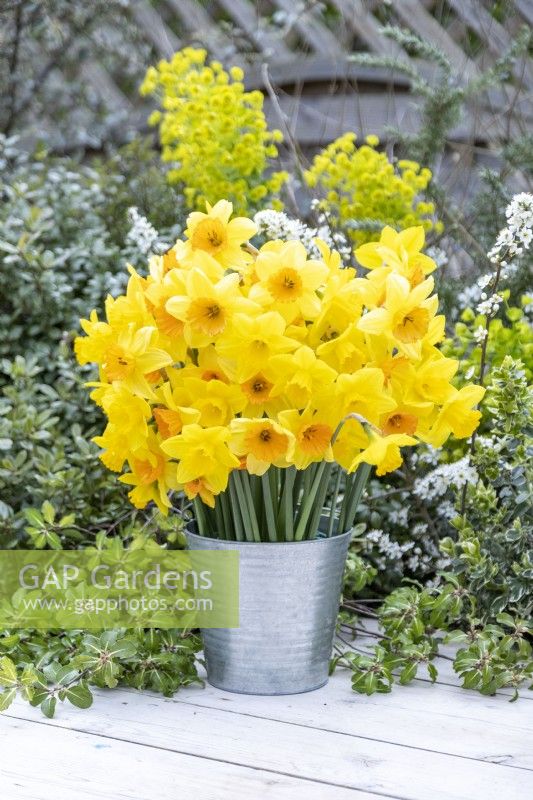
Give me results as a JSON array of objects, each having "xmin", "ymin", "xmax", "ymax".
[
  {"xmin": 476, "ymin": 293, "xmax": 503, "ymax": 316},
  {"xmin": 414, "ymin": 456, "xmax": 478, "ymax": 502},
  {"xmin": 253, "ymin": 208, "xmax": 351, "ymax": 262},
  {"xmin": 126, "ymin": 207, "xmax": 159, "ymax": 255},
  {"xmin": 473, "ymin": 325, "xmax": 488, "ymax": 344}
]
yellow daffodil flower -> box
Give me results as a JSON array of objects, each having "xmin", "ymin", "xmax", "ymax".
[
  {"xmin": 75, "ymin": 205, "xmax": 485, "ymax": 514},
  {"xmin": 269, "ymin": 345, "xmax": 338, "ymax": 409},
  {"xmin": 277, "ymin": 407, "xmax": 334, "ymax": 469},
  {"xmin": 424, "ymin": 385, "xmax": 486, "ymax": 447},
  {"xmin": 251, "ymin": 241, "xmax": 328, "ymax": 322},
  {"xmin": 161, "ymin": 424, "xmax": 239, "ymax": 490},
  {"xmin": 183, "ymin": 200, "xmax": 257, "ymax": 268},
  {"xmin": 350, "ymin": 431, "xmax": 417, "ymax": 476},
  {"xmin": 215, "ymin": 311, "xmax": 300, "ymax": 382},
  {"xmin": 166, "ymin": 268, "xmax": 256, "ymax": 347},
  {"xmin": 355, "ymin": 225, "xmax": 436, "ymax": 286},
  {"xmin": 229, "ymin": 418, "xmax": 295, "ymax": 475}
]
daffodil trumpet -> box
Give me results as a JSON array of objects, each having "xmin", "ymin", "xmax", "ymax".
[{"xmin": 76, "ymin": 201, "xmax": 485, "ymax": 542}]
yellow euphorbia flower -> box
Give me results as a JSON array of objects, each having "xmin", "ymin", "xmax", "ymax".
[
  {"xmin": 251, "ymin": 241, "xmax": 328, "ymax": 322},
  {"xmin": 230, "ymin": 418, "xmax": 295, "ymax": 475},
  {"xmin": 183, "ymin": 200, "xmax": 257, "ymax": 268},
  {"xmin": 161, "ymin": 424, "xmax": 239, "ymax": 489}
]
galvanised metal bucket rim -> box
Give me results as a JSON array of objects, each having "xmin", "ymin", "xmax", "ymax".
[{"xmin": 185, "ymin": 527, "xmax": 353, "ymax": 547}]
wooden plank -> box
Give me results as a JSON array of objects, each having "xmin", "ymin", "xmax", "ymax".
[
  {"xmin": 214, "ymin": 0, "xmax": 292, "ymax": 58},
  {"xmin": 330, "ymin": 0, "xmax": 410, "ymax": 60},
  {"xmin": 164, "ymin": 0, "xmax": 245, "ymax": 66},
  {"xmin": 78, "ymin": 61, "xmax": 132, "ymax": 112},
  {"xmin": 515, "ymin": 0, "xmax": 533, "ymax": 26},
  {"xmin": 4, "ymin": 681, "xmax": 533, "ymax": 800},
  {"xmin": 446, "ymin": 0, "xmax": 533, "ymax": 88},
  {"xmin": 149, "ymin": 672, "xmax": 533, "ymax": 769},
  {"xmin": 262, "ymin": 92, "xmax": 510, "ymax": 146},
  {"xmin": 131, "ymin": 1, "xmax": 181, "ymax": 57},
  {"xmin": 270, "ymin": 0, "xmax": 345, "ymax": 54},
  {"xmin": 391, "ymin": 0, "xmax": 479, "ymax": 82},
  {"xmin": 0, "ymin": 716, "xmax": 376, "ymax": 800},
  {"xmin": 244, "ymin": 57, "xmax": 413, "ymax": 91}
]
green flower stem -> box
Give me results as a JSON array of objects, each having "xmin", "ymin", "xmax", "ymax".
[
  {"xmin": 327, "ymin": 466, "xmax": 343, "ymax": 537},
  {"xmin": 214, "ymin": 495, "xmax": 227, "ymax": 540},
  {"xmin": 344, "ymin": 464, "xmax": 371, "ymax": 531},
  {"xmin": 294, "ymin": 462, "xmax": 329, "ymax": 541},
  {"xmin": 269, "ymin": 467, "xmax": 280, "ymax": 522},
  {"xmin": 232, "ymin": 472, "xmax": 256, "ymax": 542},
  {"xmin": 261, "ymin": 472, "xmax": 278, "ymax": 542},
  {"xmin": 279, "ymin": 466, "xmax": 296, "ymax": 541},
  {"xmin": 193, "ymin": 497, "xmax": 208, "ymax": 536},
  {"xmin": 239, "ymin": 471, "xmax": 261, "ymax": 542},
  {"xmin": 292, "ymin": 469, "xmax": 304, "ymax": 511},
  {"xmin": 228, "ymin": 475, "xmax": 244, "ymax": 542},
  {"xmin": 307, "ymin": 461, "xmax": 334, "ymax": 539},
  {"xmin": 219, "ymin": 491, "xmax": 233, "ymax": 540}
]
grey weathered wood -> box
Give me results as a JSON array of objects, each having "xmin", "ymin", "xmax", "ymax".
[
  {"xmin": 392, "ymin": 0, "xmax": 480, "ymax": 82},
  {"xmin": 3, "ymin": 665, "xmax": 533, "ymax": 800},
  {"xmin": 0, "ymin": 715, "xmax": 378, "ymax": 800},
  {"xmin": 131, "ymin": 0, "xmax": 181, "ymax": 57},
  {"xmin": 329, "ymin": 0, "xmax": 409, "ymax": 59},
  {"xmin": 215, "ymin": 0, "xmax": 292, "ymax": 58},
  {"xmin": 515, "ymin": 0, "xmax": 533, "ymax": 26},
  {"xmin": 245, "ymin": 56, "xmax": 413, "ymax": 91},
  {"xmin": 164, "ymin": 0, "xmax": 245, "ymax": 66},
  {"xmin": 270, "ymin": 0, "xmax": 345, "ymax": 54},
  {"xmin": 78, "ymin": 61, "xmax": 132, "ymax": 111},
  {"xmin": 446, "ymin": 0, "xmax": 533, "ymax": 88},
  {"xmin": 263, "ymin": 91, "xmax": 517, "ymax": 146}
]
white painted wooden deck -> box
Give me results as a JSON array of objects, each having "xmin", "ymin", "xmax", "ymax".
[{"xmin": 1, "ymin": 641, "xmax": 532, "ymax": 800}]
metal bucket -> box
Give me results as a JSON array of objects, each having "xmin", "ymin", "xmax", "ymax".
[{"xmin": 186, "ymin": 529, "xmax": 352, "ymax": 695}]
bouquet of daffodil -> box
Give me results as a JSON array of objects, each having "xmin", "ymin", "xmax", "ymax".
[{"xmin": 75, "ymin": 200, "xmax": 484, "ymax": 542}]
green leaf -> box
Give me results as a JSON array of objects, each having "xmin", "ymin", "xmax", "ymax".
[
  {"xmin": 64, "ymin": 684, "xmax": 93, "ymax": 710},
  {"xmin": 41, "ymin": 695, "xmax": 57, "ymax": 719},
  {"xmin": 0, "ymin": 657, "xmax": 18, "ymax": 687},
  {"xmin": 399, "ymin": 662, "xmax": 417, "ymax": 685},
  {"xmin": 0, "ymin": 688, "xmax": 17, "ymax": 712},
  {"xmin": 108, "ymin": 639, "xmax": 137, "ymax": 659},
  {"xmin": 46, "ymin": 530, "xmax": 62, "ymax": 550},
  {"xmin": 24, "ymin": 508, "xmax": 43, "ymax": 527},
  {"xmin": 41, "ymin": 500, "xmax": 55, "ymax": 525}
]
